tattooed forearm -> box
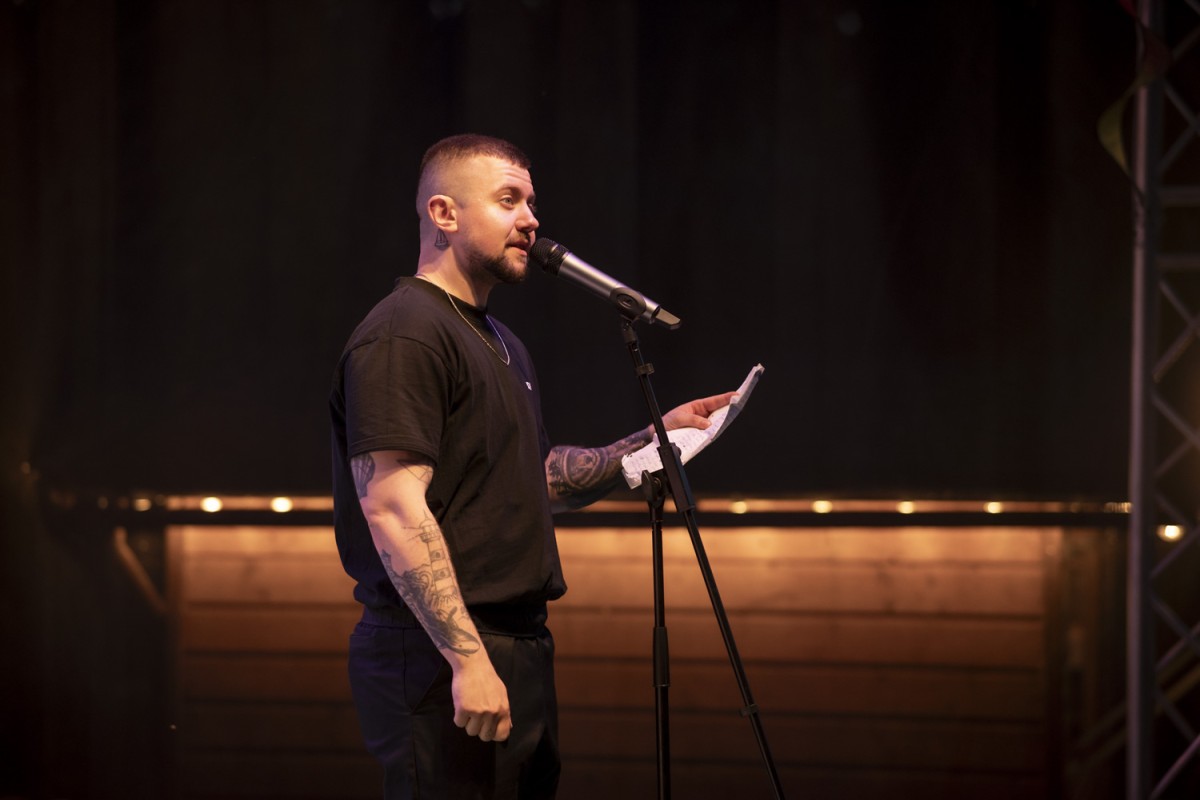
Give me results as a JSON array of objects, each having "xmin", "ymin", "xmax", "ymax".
[
  {"xmin": 546, "ymin": 429, "xmax": 652, "ymax": 509},
  {"xmin": 351, "ymin": 453, "xmax": 376, "ymax": 499},
  {"xmin": 379, "ymin": 517, "xmax": 480, "ymax": 656}
]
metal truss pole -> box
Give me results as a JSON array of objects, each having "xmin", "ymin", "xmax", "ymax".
[
  {"xmin": 1127, "ymin": 1, "xmax": 1161, "ymax": 795},
  {"xmin": 1128, "ymin": 1, "xmax": 1200, "ymax": 798}
]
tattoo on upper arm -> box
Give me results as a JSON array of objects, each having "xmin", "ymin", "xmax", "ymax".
[
  {"xmin": 351, "ymin": 453, "xmax": 375, "ymax": 499},
  {"xmin": 379, "ymin": 515, "xmax": 480, "ymax": 656},
  {"xmin": 393, "ymin": 455, "xmax": 433, "ymax": 487},
  {"xmin": 352, "ymin": 453, "xmax": 433, "ymax": 499}
]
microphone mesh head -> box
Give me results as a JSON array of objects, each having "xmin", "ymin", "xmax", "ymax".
[{"xmin": 529, "ymin": 238, "xmax": 567, "ymax": 273}]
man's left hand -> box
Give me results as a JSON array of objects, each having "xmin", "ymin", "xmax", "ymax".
[{"xmin": 660, "ymin": 391, "xmax": 738, "ymax": 432}]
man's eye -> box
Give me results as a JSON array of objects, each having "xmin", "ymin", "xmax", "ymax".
[
  {"xmin": 528, "ymin": 202, "xmax": 538, "ymax": 214},
  {"xmin": 500, "ymin": 196, "xmax": 515, "ymax": 206}
]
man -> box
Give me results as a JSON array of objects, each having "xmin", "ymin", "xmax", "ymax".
[{"xmin": 330, "ymin": 134, "xmax": 734, "ymax": 799}]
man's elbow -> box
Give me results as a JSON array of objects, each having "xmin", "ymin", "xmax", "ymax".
[{"xmin": 358, "ymin": 493, "xmax": 414, "ymax": 530}]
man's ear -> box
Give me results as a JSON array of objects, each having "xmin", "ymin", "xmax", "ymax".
[{"xmin": 428, "ymin": 195, "xmax": 458, "ymax": 233}]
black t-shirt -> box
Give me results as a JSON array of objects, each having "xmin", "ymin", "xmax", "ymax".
[{"xmin": 330, "ymin": 277, "xmax": 566, "ymax": 613}]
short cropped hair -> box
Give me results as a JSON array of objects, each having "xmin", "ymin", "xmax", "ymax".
[
  {"xmin": 419, "ymin": 133, "xmax": 531, "ymax": 178},
  {"xmin": 416, "ymin": 134, "xmax": 532, "ymax": 217}
]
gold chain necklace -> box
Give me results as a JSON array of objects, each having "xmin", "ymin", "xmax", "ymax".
[{"xmin": 416, "ymin": 275, "xmax": 511, "ymax": 366}]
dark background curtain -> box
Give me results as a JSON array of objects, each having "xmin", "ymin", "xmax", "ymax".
[
  {"xmin": 3, "ymin": 0, "xmax": 1136, "ymax": 502},
  {"xmin": 1, "ymin": 1, "xmax": 1138, "ymax": 796}
]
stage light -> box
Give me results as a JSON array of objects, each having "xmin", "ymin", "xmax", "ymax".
[
  {"xmin": 897, "ymin": 501, "xmax": 915, "ymax": 514},
  {"xmin": 200, "ymin": 497, "xmax": 223, "ymax": 513},
  {"xmin": 271, "ymin": 497, "xmax": 294, "ymax": 513},
  {"xmin": 133, "ymin": 496, "xmax": 152, "ymax": 512},
  {"xmin": 1158, "ymin": 525, "xmax": 1183, "ymax": 542},
  {"xmin": 812, "ymin": 500, "xmax": 833, "ymax": 514},
  {"xmin": 985, "ymin": 502, "xmax": 1003, "ymax": 514}
]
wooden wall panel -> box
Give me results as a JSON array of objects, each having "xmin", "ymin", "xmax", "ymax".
[
  {"xmin": 177, "ymin": 752, "xmax": 378, "ymax": 798},
  {"xmin": 169, "ymin": 526, "xmax": 369, "ymax": 799},
  {"xmin": 559, "ymin": 761, "xmax": 1045, "ymax": 800},
  {"xmin": 548, "ymin": 525, "xmax": 1056, "ymax": 799},
  {"xmin": 557, "ymin": 710, "xmax": 1044, "ymax": 771},
  {"xmin": 168, "ymin": 522, "xmax": 1066, "ymax": 799},
  {"xmin": 556, "ymin": 661, "xmax": 1044, "ymax": 719},
  {"xmin": 184, "ymin": 607, "xmax": 360, "ymax": 653},
  {"xmin": 551, "ymin": 610, "xmax": 1045, "ymax": 666}
]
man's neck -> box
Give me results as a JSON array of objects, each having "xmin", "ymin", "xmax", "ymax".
[{"xmin": 415, "ymin": 252, "xmax": 491, "ymax": 307}]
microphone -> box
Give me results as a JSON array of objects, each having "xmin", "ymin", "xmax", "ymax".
[{"xmin": 528, "ymin": 238, "xmax": 681, "ymax": 329}]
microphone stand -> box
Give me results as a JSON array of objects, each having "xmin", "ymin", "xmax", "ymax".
[{"xmin": 614, "ymin": 301, "xmax": 786, "ymax": 800}]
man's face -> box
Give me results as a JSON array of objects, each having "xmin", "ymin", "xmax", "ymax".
[{"xmin": 451, "ymin": 155, "xmax": 539, "ymax": 286}]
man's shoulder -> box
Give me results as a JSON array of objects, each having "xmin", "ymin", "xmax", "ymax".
[{"xmin": 348, "ymin": 279, "xmax": 443, "ymax": 345}]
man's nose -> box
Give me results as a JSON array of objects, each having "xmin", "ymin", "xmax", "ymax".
[{"xmin": 519, "ymin": 205, "xmax": 539, "ymax": 231}]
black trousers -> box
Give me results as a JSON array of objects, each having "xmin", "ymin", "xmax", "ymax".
[{"xmin": 348, "ymin": 611, "xmax": 560, "ymax": 800}]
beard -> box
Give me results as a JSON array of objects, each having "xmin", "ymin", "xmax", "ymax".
[{"xmin": 466, "ymin": 242, "xmax": 527, "ymax": 286}]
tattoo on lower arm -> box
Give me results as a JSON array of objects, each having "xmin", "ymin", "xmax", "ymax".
[
  {"xmin": 547, "ymin": 430, "xmax": 651, "ymax": 508},
  {"xmin": 379, "ymin": 517, "xmax": 480, "ymax": 656}
]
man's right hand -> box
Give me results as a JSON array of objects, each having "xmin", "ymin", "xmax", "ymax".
[{"xmin": 451, "ymin": 658, "xmax": 512, "ymax": 742}]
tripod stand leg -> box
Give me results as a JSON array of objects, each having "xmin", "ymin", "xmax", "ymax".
[
  {"xmin": 644, "ymin": 472, "xmax": 672, "ymax": 800},
  {"xmin": 677, "ymin": 503, "xmax": 786, "ymax": 799}
]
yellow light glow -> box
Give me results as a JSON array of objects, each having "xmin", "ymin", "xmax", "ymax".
[
  {"xmin": 985, "ymin": 502, "xmax": 1003, "ymax": 514},
  {"xmin": 897, "ymin": 501, "xmax": 915, "ymax": 514},
  {"xmin": 1159, "ymin": 525, "xmax": 1183, "ymax": 542},
  {"xmin": 200, "ymin": 497, "xmax": 223, "ymax": 513},
  {"xmin": 133, "ymin": 497, "xmax": 152, "ymax": 512},
  {"xmin": 271, "ymin": 497, "xmax": 294, "ymax": 513},
  {"xmin": 812, "ymin": 500, "xmax": 833, "ymax": 514}
]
